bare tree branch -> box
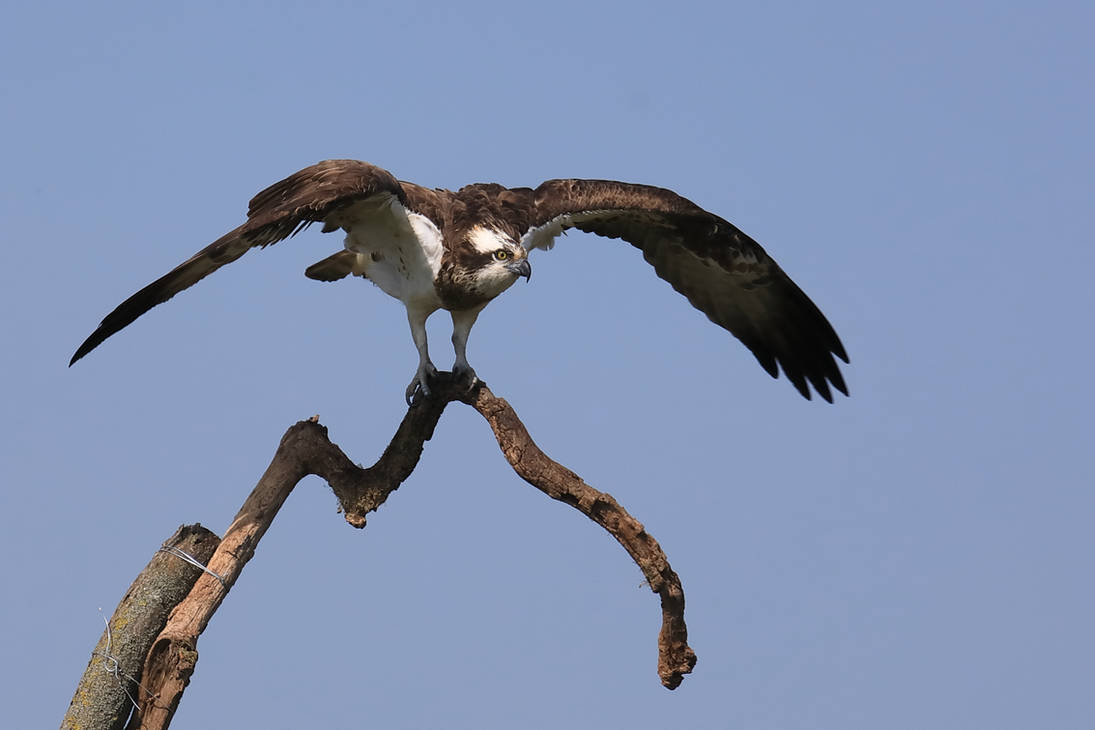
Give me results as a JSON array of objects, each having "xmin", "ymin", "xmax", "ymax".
[
  {"xmin": 92, "ymin": 376, "xmax": 694, "ymax": 730},
  {"xmin": 460, "ymin": 384, "xmax": 697, "ymax": 688}
]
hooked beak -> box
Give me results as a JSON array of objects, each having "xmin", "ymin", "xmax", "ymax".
[{"xmin": 507, "ymin": 258, "xmax": 532, "ymax": 281}]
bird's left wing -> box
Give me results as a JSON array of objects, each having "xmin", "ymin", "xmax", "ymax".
[
  {"xmin": 520, "ymin": 179, "xmax": 849, "ymax": 401},
  {"xmin": 70, "ymin": 160, "xmax": 407, "ymax": 365}
]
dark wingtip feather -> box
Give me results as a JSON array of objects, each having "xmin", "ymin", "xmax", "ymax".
[
  {"xmin": 792, "ymin": 379, "xmax": 813, "ymax": 400},
  {"xmin": 69, "ymin": 297, "xmax": 143, "ymax": 364},
  {"xmin": 807, "ymin": 372, "xmax": 834, "ymax": 403},
  {"xmin": 68, "ymin": 292, "xmax": 153, "ymax": 366},
  {"xmin": 752, "ymin": 350, "xmax": 780, "ymax": 379},
  {"xmin": 828, "ymin": 363, "xmax": 849, "ymax": 397},
  {"xmin": 69, "ymin": 342, "xmax": 91, "ymax": 367},
  {"xmin": 833, "ymin": 338, "xmax": 850, "ymax": 364}
]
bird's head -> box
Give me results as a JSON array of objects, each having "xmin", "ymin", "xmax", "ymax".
[{"xmin": 463, "ymin": 226, "xmax": 531, "ymax": 296}]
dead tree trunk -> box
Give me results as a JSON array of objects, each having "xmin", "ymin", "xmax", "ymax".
[
  {"xmin": 65, "ymin": 376, "xmax": 697, "ymax": 730},
  {"xmin": 62, "ymin": 525, "xmax": 220, "ymax": 730}
]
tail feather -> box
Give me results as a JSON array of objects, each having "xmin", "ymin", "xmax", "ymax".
[{"xmin": 305, "ymin": 250, "xmax": 366, "ymax": 282}]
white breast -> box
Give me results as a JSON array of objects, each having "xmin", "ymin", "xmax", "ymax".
[{"xmin": 340, "ymin": 197, "xmax": 443, "ymax": 310}]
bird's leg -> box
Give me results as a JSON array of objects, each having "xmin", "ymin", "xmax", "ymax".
[
  {"xmin": 406, "ymin": 308, "xmax": 438, "ymax": 405},
  {"xmin": 450, "ymin": 306, "xmax": 485, "ymax": 390}
]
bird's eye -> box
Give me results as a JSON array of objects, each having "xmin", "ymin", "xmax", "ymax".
[{"xmin": 493, "ymin": 249, "xmax": 510, "ymax": 261}]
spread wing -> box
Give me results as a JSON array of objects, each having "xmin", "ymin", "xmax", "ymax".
[
  {"xmin": 70, "ymin": 160, "xmax": 407, "ymax": 365},
  {"xmin": 521, "ymin": 179, "xmax": 849, "ymax": 401}
]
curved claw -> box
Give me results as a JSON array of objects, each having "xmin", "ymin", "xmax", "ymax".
[
  {"xmin": 452, "ymin": 363, "xmax": 480, "ymax": 391},
  {"xmin": 406, "ymin": 362, "xmax": 439, "ymax": 406}
]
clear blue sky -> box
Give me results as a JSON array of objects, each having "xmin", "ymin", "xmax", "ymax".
[{"xmin": 3, "ymin": 1, "xmax": 1092, "ymax": 728}]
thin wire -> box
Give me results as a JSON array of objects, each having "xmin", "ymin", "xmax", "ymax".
[
  {"xmin": 92, "ymin": 609, "xmax": 149, "ymax": 715},
  {"xmin": 85, "ymin": 547, "xmax": 225, "ymax": 718},
  {"xmin": 157, "ymin": 545, "xmax": 228, "ymax": 588}
]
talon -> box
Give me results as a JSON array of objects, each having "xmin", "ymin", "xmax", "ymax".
[
  {"xmin": 452, "ymin": 363, "xmax": 479, "ymax": 391},
  {"xmin": 405, "ymin": 379, "xmax": 432, "ymax": 406},
  {"xmin": 406, "ymin": 362, "xmax": 438, "ymax": 406}
]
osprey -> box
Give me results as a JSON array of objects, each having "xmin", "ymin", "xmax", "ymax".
[{"xmin": 71, "ymin": 159, "xmax": 849, "ymax": 403}]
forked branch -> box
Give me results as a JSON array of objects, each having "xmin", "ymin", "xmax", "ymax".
[{"xmin": 119, "ymin": 375, "xmax": 695, "ymax": 730}]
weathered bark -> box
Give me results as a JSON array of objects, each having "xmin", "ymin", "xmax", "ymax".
[
  {"xmin": 74, "ymin": 375, "xmax": 695, "ymax": 730},
  {"xmin": 61, "ymin": 524, "xmax": 220, "ymax": 730},
  {"xmin": 463, "ymin": 385, "xmax": 697, "ymax": 688}
]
